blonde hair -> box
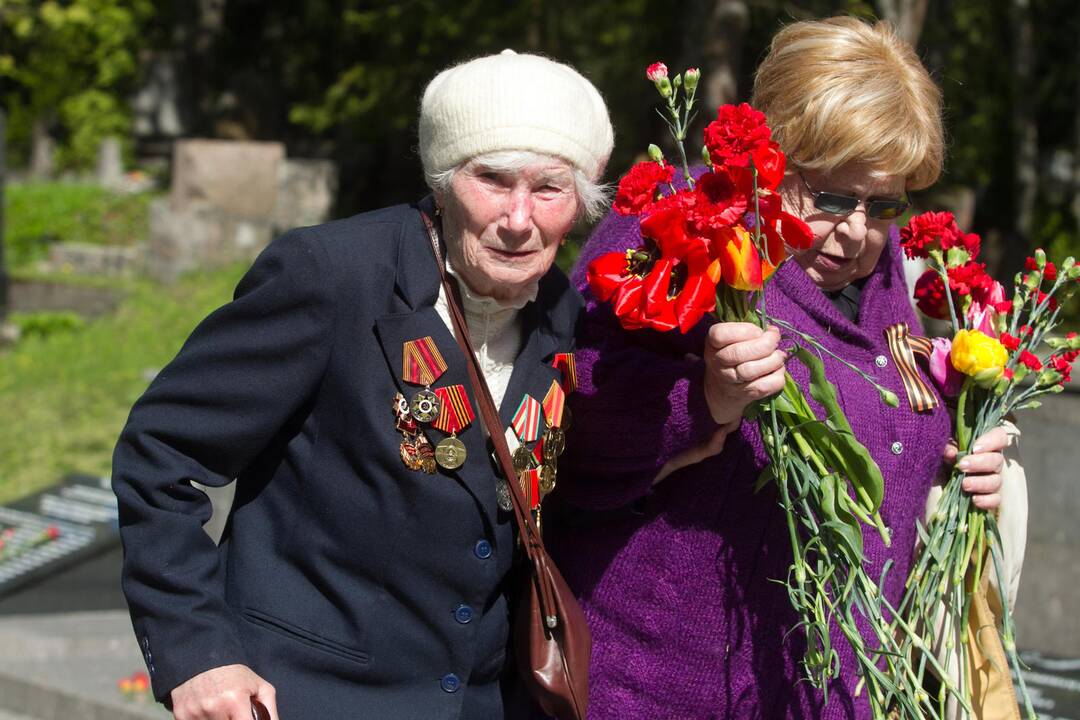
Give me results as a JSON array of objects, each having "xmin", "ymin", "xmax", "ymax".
[{"xmin": 751, "ymin": 16, "xmax": 944, "ymax": 190}]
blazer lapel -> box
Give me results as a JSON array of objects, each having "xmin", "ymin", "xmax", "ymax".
[
  {"xmin": 499, "ymin": 301, "xmax": 563, "ymax": 431},
  {"xmin": 373, "ymin": 201, "xmax": 499, "ymax": 526}
]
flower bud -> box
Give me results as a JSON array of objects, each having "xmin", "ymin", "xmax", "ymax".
[
  {"xmin": 880, "ymin": 389, "xmax": 900, "ymax": 408},
  {"xmin": 656, "ymin": 76, "xmax": 672, "ymax": 98},
  {"xmin": 684, "ymin": 67, "xmax": 700, "ymax": 92},
  {"xmin": 701, "ymin": 145, "xmax": 712, "ymax": 167},
  {"xmin": 1062, "ymin": 256, "xmax": 1076, "ymax": 272},
  {"xmin": 1035, "ymin": 248, "xmax": 1047, "ymax": 267},
  {"xmin": 645, "ymin": 62, "xmax": 668, "ymax": 83},
  {"xmin": 647, "ymin": 143, "xmax": 664, "ymax": 163}
]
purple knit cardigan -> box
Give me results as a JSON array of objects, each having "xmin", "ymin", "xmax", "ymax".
[{"xmin": 548, "ymin": 210, "xmax": 952, "ymax": 719}]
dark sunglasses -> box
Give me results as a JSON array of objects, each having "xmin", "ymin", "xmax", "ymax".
[{"xmin": 800, "ymin": 173, "xmax": 909, "ymax": 220}]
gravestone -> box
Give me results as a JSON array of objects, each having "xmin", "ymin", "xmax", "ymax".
[
  {"xmin": 29, "ymin": 122, "xmax": 53, "ymax": 180},
  {"xmin": 171, "ymin": 139, "xmax": 283, "ymax": 217},
  {"xmin": 275, "ymin": 158, "xmax": 338, "ymax": 230},
  {"xmin": 96, "ymin": 137, "xmax": 125, "ymax": 189},
  {"xmin": 0, "ymin": 475, "xmax": 123, "ymax": 614}
]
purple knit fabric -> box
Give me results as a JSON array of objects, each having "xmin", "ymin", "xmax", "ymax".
[{"xmin": 549, "ymin": 211, "xmax": 952, "ymax": 719}]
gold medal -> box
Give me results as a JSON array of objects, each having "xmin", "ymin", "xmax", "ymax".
[
  {"xmin": 539, "ymin": 464, "xmax": 557, "ymax": 496},
  {"xmin": 435, "ymin": 436, "xmax": 467, "ymax": 470},
  {"xmin": 512, "ymin": 445, "xmax": 535, "ymax": 473},
  {"xmin": 410, "ymin": 388, "xmax": 440, "ymax": 423},
  {"xmin": 542, "ymin": 426, "xmax": 566, "ymax": 461}
]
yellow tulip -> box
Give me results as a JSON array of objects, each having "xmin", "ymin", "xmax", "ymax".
[{"xmin": 950, "ymin": 329, "xmax": 1008, "ymax": 386}]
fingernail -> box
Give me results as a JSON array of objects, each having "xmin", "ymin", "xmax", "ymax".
[
  {"xmin": 958, "ymin": 459, "xmax": 970, "ymax": 471},
  {"xmin": 972, "ymin": 444, "xmax": 983, "ymax": 453}
]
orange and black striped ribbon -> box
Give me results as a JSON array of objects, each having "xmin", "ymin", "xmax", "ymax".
[
  {"xmin": 433, "ymin": 384, "xmax": 474, "ymax": 434},
  {"xmin": 542, "ymin": 380, "xmax": 566, "ymax": 428},
  {"xmin": 552, "ymin": 353, "xmax": 577, "ymax": 394},
  {"xmin": 402, "ymin": 336, "xmax": 447, "ymax": 386},
  {"xmin": 884, "ymin": 323, "xmax": 939, "ymax": 413}
]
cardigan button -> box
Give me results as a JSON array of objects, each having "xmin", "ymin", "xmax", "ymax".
[
  {"xmin": 875, "ymin": 355, "xmax": 889, "ymax": 368},
  {"xmin": 890, "ymin": 441, "xmax": 904, "ymax": 455},
  {"xmin": 454, "ymin": 604, "xmax": 474, "ymax": 624}
]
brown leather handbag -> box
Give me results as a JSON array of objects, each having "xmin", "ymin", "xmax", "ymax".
[{"xmin": 421, "ymin": 211, "xmax": 591, "ymax": 720}]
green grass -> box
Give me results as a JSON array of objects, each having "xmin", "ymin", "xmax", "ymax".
[
  {"xmin": 4, "ymin": 181, "xmax": 159, "ymax": 270},
  {"xmin": 0, "ymin": 263, "xmax": 248, "ymax": 504}
]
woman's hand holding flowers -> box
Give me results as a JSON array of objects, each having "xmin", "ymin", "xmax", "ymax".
[
  {"xmin": 704, "ymin": 322, "xmax": 788, "ymax": 426},
  {"xmin": 942, "ymin": 425, "xmax": 1008, "ymax": 511}
]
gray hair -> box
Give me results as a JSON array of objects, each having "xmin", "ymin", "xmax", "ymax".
[{"xmin": 426, "ymin": 150, "xmax": 610, "ymax": 223}]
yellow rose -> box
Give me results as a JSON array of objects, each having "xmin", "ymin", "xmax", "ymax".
[{"xmin": 950, "ymin": 329, "xmax": 1008, "ymax": 386}]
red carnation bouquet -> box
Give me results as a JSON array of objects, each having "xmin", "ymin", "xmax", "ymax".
[
  {"xmin": 588, "ymin": 63, "xmax": 938, "ymax": 718},
  {"xmin": 894, "ymin": 212, "xmax": 1077, "ymax": 719}
]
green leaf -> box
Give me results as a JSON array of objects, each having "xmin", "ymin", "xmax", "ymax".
[
  {"xmin": 754, "ymin": 464, "xmax": 775, "ymax": 493},
  {"xmin": 798, "ymin": 420, "xmax": 885, "ymax": 513},
  {"xmin": 790, "ymin": 346, "xmax": 854, "ymax": 434},
  {"xmin": 818, "ymin": 473, "xmax": 864, "ymax": 557}
]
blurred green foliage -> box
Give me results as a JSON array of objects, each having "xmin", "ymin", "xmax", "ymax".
[
  {"xmin": 9, "ymin": 310, "xmax": 84, "ymax": 338},
  {"xmin": 4, "ymin": 181, "xmax": 157, "ymax": 270},
  {"xmin": 0, "ymin": 0, "xmax": 154, "ymax": 169},
  {"xmin": 0, "ymin": 262, "xmax": 247, "ymax": 504}
]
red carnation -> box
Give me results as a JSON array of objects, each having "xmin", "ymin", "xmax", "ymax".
[
  {"xmin": 684, "ymin": 168, "xmax": 751, "ymax": 233},
  {"xmin": 646, "ymin": 62, "xmax": 668, "ymax": 83},
  {"xmin": 1050, "ymin": 355, "xmax": 1073, "ymax": 383},
  {"xmin": 1002, "ymin": 368, "xmax": 1015, "ymax": 381},
  {"xmin": 1000, "ymin": 332, "xmax": 1021, "ymax": 351},
  {"xmin": 942, "ymin": 230, "xmax": 981, "ymax": 259},
  {"xmin": 1045, "ymin": 262, "xmax": 1058, "ymax": 281},
  {"xmin": 949, "ymin": 261, "xmax": 994, "ymax": 303},
  {"xmin": 613, "ymin": 161, "xmax": 674, "ymax": 216},
  {"xmin": 914, "ymin": 270, "xmax": 949, "ymax": 319},
  {"xmin": 1019, "ymin": 350, "xmax": 1043, "ymax": 371},
  {"xmin": 900, "ymin": 211, "xmax": 961, "ymax": 259},
  {"xmin": 1025, "ymin": 257, "xmax": 1039, "ymax": 272},
  {"xmin": 703, "ymin": 103, "xmax": 773, "ymax": 169}
]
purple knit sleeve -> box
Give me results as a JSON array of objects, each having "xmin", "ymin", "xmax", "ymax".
[{"xmin": 558, "ymin": 211, "xmax": 720, "ymax": 510}]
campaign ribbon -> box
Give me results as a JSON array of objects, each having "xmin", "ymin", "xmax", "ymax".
[
  {"xmin": 552, "ymin": 353, "xmax": 577, "ymax": 394},
  {"xmin": 402, "ymin": 336, "xmax": 447, "ymax": 386},
  {"xmin": 884, "ymin": 323, "xmax": 939, "ymax": 413},
  {"xmin": 433, "ymin": 384, "xmax": 474, "ymax": 435},
  {"xmin": 511, "ymin": 394, "xmax": 543, "ymax": 443},
  {"xmin": 542, "ymin": 380, "xmax": 566, "ymax": 428}
]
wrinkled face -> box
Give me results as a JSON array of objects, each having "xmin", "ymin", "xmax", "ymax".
[
  {"xmin": 781, "ymin": 163, "xmax": 906, "ymax": 292},
  {"xmin": 438, "ymin": 157, "xmax": 580, "ymax": 302}
]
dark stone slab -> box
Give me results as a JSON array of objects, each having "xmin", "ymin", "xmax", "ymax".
[
  {"xmin": 0, "ymin": 475, "xmax": 122, "ymax": 610},
  {"xmin": 1017, "ymin": 650, "xmax": 1080, "ymax": 719}
]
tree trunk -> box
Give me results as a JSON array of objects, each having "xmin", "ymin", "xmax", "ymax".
[
  {"xmin": 0, "ymin": 109, "xmax": 8, "ymax": 322},
  {"xmin": 1073, "ymin": 20, "xmax": 1080, "ymax": 228},
  {"xmin": 875, "ymin": 0, "xmax": 929, "ymax": 46},
  {"xmin": 684, "ymin": 0, "xmax": 749, "ymax": 111},
  {"xmin": 1010, "ymin": 0, "xmax": 1038, "ymax": 259}
]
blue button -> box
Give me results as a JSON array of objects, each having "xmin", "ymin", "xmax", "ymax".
[
  {"xmin": 440, "ymin": 673, "xmax": 461, "ymax": 693},
  {"xmin": 474, "ymin": 539, "xmax": 493, "ymax": 559},
  {"xmin": 454, "ymin": 604, "xmax": 474, "ymax": 624}
]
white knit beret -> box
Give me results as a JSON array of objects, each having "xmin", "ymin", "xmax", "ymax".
[{"xmin": 419, "ymin": 49, "xmax": 614, "ymax": 181}]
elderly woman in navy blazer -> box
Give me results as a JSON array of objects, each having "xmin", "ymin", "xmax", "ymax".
[{"xmin": 112, "ymin": 50, "xmax": 612, "ymax": 720}]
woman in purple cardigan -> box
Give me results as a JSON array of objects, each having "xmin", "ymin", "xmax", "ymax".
[{"xmin": 548, "ymin": 17, "xmax": 1014, "ymax": 719}]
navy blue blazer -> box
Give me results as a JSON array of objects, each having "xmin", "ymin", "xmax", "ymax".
[{"xmin": 112, "ymin": 197, "xmax": 583, "ymax": 719}]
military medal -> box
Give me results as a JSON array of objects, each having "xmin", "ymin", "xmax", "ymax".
[
  {"xmin": 539, "ymin": 464, "xmax": 557, "ymax": 496},
  {"xmin": 431, "ymin": 384, "xmax": 474, "ymax": 471},
  {"xmin": 495, "ymin": 477, "xmax": 513, "ymax": 512},
  {"xmin": 393, "ymin": 393, "xmax": 436, "ymax": 474},
  {"xmin": 402, "ymin": 336, "xmax": 448, "ymax": 423},
  {"xmin": 511, "ymin": 394, "xmax": 543, "ymax": 443}
]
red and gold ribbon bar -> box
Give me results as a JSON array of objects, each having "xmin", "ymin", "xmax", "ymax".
[
  {"xmin": 518, "ymin": 467, "xmax": 541, "ymax": 510},
  {"xmin": 432, "ymin": 384, "xmax": 474, "ymax": 435},
  {"xmin": 542, "ymin": 380, "xmax": 566, "ymax": 428},
  {"xmin": 552, "ymin": 353, "xmax": 577, "ymax": 394},
  {"xmin": 402, "ymin": 336, "xmax": 448, "ymax": 387},
  {"xmin": 884, "ymin": 323, "xmax": 939, "ymax": 413},
  {"xmin": 532, "ymin": 436, "xmax": 546, "ymax": 466},
  {"xmin": 511, "ymin": 394, "xmax": 543, "ymax": 443}
]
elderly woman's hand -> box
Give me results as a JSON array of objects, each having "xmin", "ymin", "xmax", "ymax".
[
  {"xmin": 942, "ymin": 425, "xmax": 1009, "ymax": 510},
  {"xmin": 703, "ymin": 322, "xmax": 788, "ymax": 427}
]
